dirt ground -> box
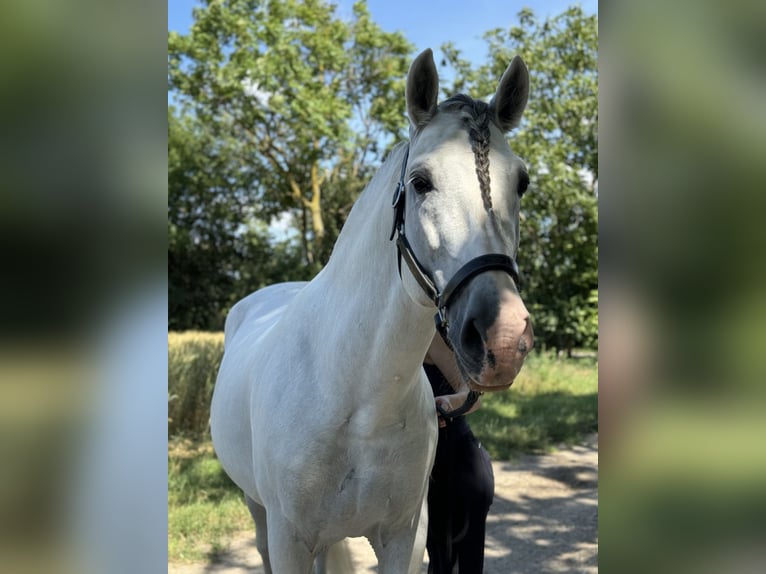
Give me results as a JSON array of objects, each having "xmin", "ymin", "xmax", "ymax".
[{"xmin": 170, "ymin": 434, "xmax": 597, "ymax": 573}]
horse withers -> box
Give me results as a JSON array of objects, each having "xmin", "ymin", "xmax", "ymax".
[{"xmin": 211, "ymin": 48, "xmax": 533, "ymax": 573}]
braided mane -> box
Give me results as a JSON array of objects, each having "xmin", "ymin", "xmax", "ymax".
[{"xmin": 438, "ymin": 94, "xmax": 493, "ymax": 211}]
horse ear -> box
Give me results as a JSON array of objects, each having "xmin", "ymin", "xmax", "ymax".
[
  {"xmin": 489, "ymin": 55, "xmax": 529, "ymax": 132},
  {"xmin": 406, "ymin": 49, "xmax": 439, "ymax": 128}
]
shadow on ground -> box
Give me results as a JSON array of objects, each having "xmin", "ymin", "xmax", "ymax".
[{"xmin": 483, "ymin": 435, "xmax": 598, "ymax": 573}]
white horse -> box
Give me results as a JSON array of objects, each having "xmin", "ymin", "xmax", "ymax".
[{"xmin": 211, "ymin": 48, "xmax": 533, "ymax": 573}]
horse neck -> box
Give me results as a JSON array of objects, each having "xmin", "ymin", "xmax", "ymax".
[{"xmin": 311, "ymin": 144, "xmax": 436, "ymax": 403}]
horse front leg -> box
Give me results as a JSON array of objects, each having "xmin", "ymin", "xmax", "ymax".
[
  {"xmin": 245, "ymin": 496, "xmax": 272, "ymax": 574},
  {"xmin": 371, "ymin": 497, "xmax": 429, "ymax": 574},
  {"xmin": 265, "ymin": 513, "xmax": 316, "ymax": 574}
]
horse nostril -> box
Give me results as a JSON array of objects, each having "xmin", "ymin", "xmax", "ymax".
[
  {"xmin": 518, "ymin": 316, "xmax": 533, "ymax": 355},
  {"xmin": 460, "ymin": 319, "xmax": 484, "ymax": 363}
]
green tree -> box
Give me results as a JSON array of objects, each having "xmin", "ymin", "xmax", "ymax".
[
  {"xmin": 441, "ymin": 6, "xmax": 598, "ymax": 353},
  {"xmin": 169, "ymin": 108, "xmax": 308, "ymax": 330},
  {"xmin": 168, "ymin": 0, "xmax": 412, "ymax": 274},
  {"xmin": 168, "ymin": 1, "xmax": 598, "ymax": 350},
  {"xmin": 169, "ymin": 110, "xmax": 238, "ymax": 330}
]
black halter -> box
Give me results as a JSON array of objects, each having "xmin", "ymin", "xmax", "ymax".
[{"xmin": 390, "ymin": 144, "xmax": 521, "ymax": 419}]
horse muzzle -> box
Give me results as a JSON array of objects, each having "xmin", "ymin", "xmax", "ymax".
[{"xmin": 449, "ymin": 275, "xmax": 534, "ymax": 392}]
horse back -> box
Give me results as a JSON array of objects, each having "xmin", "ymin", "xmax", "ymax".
[{"xmin": 224, "ymin": 281, "xmax": 309, "ymax": 348}]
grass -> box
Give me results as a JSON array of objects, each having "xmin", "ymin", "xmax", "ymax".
[
  {"xmin": 167, "ymin": 351, "xmax": 597, "ymax": 562},
  {"xmin": 168, "ymin": 332, "xmax": 225, "ymax": 436},
  {"xmin": 168, "ymin": 438, "xmax": 252, "ymax": 562},
  {"xmin": 470, "ymin": 351, "xmax": 598, "ymax": 459}
]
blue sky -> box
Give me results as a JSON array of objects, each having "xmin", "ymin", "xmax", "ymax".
[{"xmin": 168, "ymin": 0, "xmax": 597, "ymax": 66}]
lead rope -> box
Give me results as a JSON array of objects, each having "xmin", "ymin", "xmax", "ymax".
[
  {"xmin": 434, "ymin": 328, "xmax": 483, "ymax": 421},
  {"xmin": 436, "ymin": 389, "xmax": 482, "ymax": 420}
]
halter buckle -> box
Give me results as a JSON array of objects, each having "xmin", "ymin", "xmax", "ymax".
[
  {"xmin": 390, "ymin": 181, "xmax": 406, "ymax": 241},
  {"xmin": 392, "ymin": 180, "xmax": 404, "ymax": 207}
]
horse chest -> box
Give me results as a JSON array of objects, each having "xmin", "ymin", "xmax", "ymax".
[{"xmin": 273, "ymin": 416, "xmax": 435, "ymax": 537}]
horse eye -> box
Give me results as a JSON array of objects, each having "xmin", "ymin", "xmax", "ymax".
[
  {"xmin": 518, "ymin": 172, "xmax": 530, "ymax": 197},
  {"xmin": 410, "ymin": 175, "xmax": 433, "ymax": 194}
]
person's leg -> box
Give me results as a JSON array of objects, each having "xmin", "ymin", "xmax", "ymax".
[
  {"xmin": 427, "ymin": 419, "xmax": 495, "ymax": 574},
  {"xmin": 426, "ymin": 425, "xmax": 454, "ymax": 573},
  {"xmin": 452, "ymin": 428, "xmax": 495, "ymax": 573}
]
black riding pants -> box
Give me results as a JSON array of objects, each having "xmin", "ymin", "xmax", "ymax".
[{"xmin": 426, "ymin": 415, "xmax": 495, "ymax": 574}]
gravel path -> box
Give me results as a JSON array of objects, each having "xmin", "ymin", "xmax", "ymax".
[{"xmin": 170, "ymin": 434, "xmax": 598, "ymax": 573}]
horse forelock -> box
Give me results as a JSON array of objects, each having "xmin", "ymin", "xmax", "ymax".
[{"xmin": 437, "ymin": 94, "xmax": 493, "ymax": 212}]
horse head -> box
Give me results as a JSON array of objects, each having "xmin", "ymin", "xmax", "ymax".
[{"xmin": 396, "ymin": 49, "xmax": 534, "ymax": 391}]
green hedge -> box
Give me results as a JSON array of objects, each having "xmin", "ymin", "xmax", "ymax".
[{"xmin": 168, "ymin": 332, "xmax": 224, "ymax": 436}]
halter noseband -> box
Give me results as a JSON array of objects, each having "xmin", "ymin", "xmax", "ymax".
[{"xmin": 390, "ymin": 144, "xmax": 521, "ymax": 419}]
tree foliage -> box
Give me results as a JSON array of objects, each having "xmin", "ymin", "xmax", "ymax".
[
  {"xmin": 169, "ymin": 0, "xmax": 413, "ymax": 329},
  {"xmin": 440, "ymin": 7, "xmax": 598, "ymax": 352},
  {"xmin": 168, "ymin": 109, "xmax": 307, "ymax": 330},
  {"xmin": 168, "ymin": 1, "xmax": 598, "ymax": 352},
  {"xmin": 169, "ymin": 0, "xmax": 411, "ymax": 269}
]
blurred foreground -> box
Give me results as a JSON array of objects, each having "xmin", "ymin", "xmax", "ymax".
[
  {"xmin": 0, "ymin": 1, "xmax": 166, "ymax": 572},
  {"xmin": 600, "ymin": 0, "xmax": 766, "ymax": 571}
]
